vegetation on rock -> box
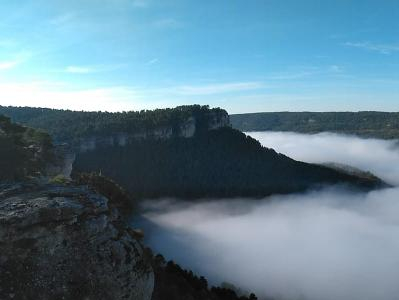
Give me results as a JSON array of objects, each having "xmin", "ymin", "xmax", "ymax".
[
  {"xmin": 150, "ymin": 253, "xmax": 259, "ymax": 300},
  {"xmin": 0, "ymin": 115, "xmax": 55, "ymax": 180}
]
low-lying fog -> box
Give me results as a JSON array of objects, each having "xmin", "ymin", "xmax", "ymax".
[{"xmin": 136, "ymin": 132, "xmax": 399, "ymax": 300}]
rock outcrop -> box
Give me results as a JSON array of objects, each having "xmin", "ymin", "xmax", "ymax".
[
  {"xmin": 77, "ymin": 109, "xmax": 230, "ymax": 153},
  {"xmin": 0, "ymin": 183, "xmax": 154, "ymax": 300}
]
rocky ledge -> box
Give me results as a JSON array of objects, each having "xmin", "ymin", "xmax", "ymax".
[{"xmin": 0, "ymin": 183, "xmax": 154, "ymax": 300}]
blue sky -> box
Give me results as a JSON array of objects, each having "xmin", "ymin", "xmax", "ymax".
[{"xmin": 0, "ymin": 0, "xmax": 398, "ymax": 113}]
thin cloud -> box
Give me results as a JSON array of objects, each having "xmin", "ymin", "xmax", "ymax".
[
  {"xmin": 65, "ymin": 66, "xmax": 92, "ymax": 74},
  {"xmin": 344, "ymin": 41, "xmax": 399, "ymax": 54},
  {"xmin": 173, "ymin": 82, "xmax": 265, "ymax": 96},
  {"xmin": 329, "ymin": 65, "xmax": 344, "ymax": 73},
  {"xmin": 146, "ymin": 58, "xmax": 159, "ymax": 65},
  {"xmin": 64, "ymin": 64, "xmax": 126, "ymax": 74},
  {"xmin": 266, "ymin": 71, "xmax": 315, "ymax": 80},
  {"xmin": 0, "ymin": 81, "xmax": 141, "ymax": 112},
  {"xmin": 49, "ymin": 13, "xmax": 76, "ymax": 26},
  {"xmin": 0, "ymin": 60, "xmax": 19, "ymax": 70},
  {"xmin": 0, "ymin": 51, "xmax": 31, "ymax": 71}
]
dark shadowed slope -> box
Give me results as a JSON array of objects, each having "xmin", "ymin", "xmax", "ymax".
[{"xmin": 73, "ymin": 127, "xmax": 383, "ymax": 200}]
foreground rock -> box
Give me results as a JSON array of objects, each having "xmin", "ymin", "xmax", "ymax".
[{"xmin": 0, "ymin": 183, "xmax": 154, "ymax": 300}]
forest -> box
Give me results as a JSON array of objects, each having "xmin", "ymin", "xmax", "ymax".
[
  {"xmin": 0, "ymin": 105, "xmax": 227, "ymax": 144},
  {"xmin": 0, "ymin": 115, "xmax": 54, "ymax": 180},
  {"xmin": 73, "ymin": 127, "xmax": 382, "ymax": 200},
  {"xmin": 231, "ymin": 111, "xmax": 399, "ymax": 139},
  {"xmin": 150, "ymin": 253, "xmax": 259, "ymax": 300}
]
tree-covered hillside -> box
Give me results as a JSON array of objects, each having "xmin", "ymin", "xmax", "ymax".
[
  {"xmin": 0, "ymin": 115, "xmax": 54, "ymax": 181},
  {"xmin": 0, "ymin": 106, "xmax": 384, "ymax": 198},
  {"xmin": 231, "ymin": 111, "xmax": 399, "ymax": 139},
  {"xmin": 0, "ymin": 105, "xmax": 228, "ymax": 144},
  {"xmin": 73, "ymin": 127, "xmax": 382, "ymax": 199}
]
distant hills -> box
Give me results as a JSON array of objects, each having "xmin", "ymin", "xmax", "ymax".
[{"xmin": 231, "ymin": 111, "xmax": 399, "ymax": 139}]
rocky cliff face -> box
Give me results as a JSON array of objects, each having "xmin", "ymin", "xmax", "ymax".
[
  {"xmin": 77, "ymin": 110, "xmax": 230, "ymax": 153},
  {"xmin": 0, "ymin": 183, "xmax": 154, "ymax": 300}
]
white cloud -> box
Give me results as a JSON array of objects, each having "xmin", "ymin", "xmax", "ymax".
[
  {"xmin": 249, "ymin": 131, "xmax": 399, "ymax": 185},
  {"xmin": 64, "ymin": 64, "xmax": 125, "ymax": 74},
  {"xmin": 0, "ymin": 60, "xmax": 19, "ymax": 70},
  {"xmin": 173, "ymin": 82, "xmax": 265, "ymax": 96},
  {"xmin": 0, "ymin": 81, "xmax": 141, "ymax": 112},
  {"xmin": 49, "ymin": 13, "xmax": 76, "ymax": 26},
  {"xmin": 0, "ymin": 51, "xmax": 32, "ymax": 71},
  {"xmin": 344, "ymin": 41, "xmax": 399, "ymax": 54},
  {"xmin": 146, "ymin": 58, "xmax": 159, "ymax": 65},
  {"xmin": 65, "ymin": 66, "xmax": 92, "ymax": 74}
]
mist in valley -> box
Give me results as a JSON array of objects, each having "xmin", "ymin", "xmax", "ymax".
[{"xmin": 136, "ymin": 132, "xmax": 399, "ymax": 300}]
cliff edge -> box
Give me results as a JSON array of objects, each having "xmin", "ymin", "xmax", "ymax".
[{"xmin": 0, "ymin": 182, "xmax": 154, "ymax": 300}]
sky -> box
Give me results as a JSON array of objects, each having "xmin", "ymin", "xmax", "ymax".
[{"xmin": 0, "ymin": 0, "xmax": 398, "ymax": 113}]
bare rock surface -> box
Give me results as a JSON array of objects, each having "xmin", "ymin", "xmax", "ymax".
[{"xmin": 0, "ymin": 183, "xmax": 154, "ymax": 300}]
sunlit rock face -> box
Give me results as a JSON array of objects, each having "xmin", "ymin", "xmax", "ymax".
[{"xmin": 0, "ymin": 183, "xmax": 154, "ymax": 300}]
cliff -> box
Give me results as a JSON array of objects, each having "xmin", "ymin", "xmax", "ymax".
[
  {"xmin": 0, "ymin": 106, "xmax": 385, "ymax": 201},
  {"xmin": 74, "ymin": 127, "xmax": 384, "ymax": 200},
  {"xmin": 0, "ymin": 105, "xmax": 230, "ymax": 152},
  {"xmin": 0, "ymin": 182, "xmax": 154, "ymax": 300}
]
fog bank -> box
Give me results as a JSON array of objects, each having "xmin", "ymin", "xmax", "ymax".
[
  {"xmin": 248, "ymin": 131, "xmax": 399, "ymax": 185},
  {"xmin": 137, "ymin": 132, "xmax": 399, "ymax": 300}
]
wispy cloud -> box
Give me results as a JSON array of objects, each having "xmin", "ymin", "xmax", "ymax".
[
  {"xmin": 265, "ymin": 65, "xmax": 344, "ymax": 81},
  {"xmin": 266, "ymin": 71, "xmax": 315, "ymax": 80},
  {"xmin": 0, "ymin": 60, "xmax": 19, "ymax": 70},
  {"xmin": 0, "ymin": 51, "xmax": 31, "ymax": 71},
  {"xmin": 329, "ymin": 65, "xmax": 344, "ymax": 73},
  {"xmin": 0, "ymin": 81, "xmax": 141, "ymax": 112},
  {"xmin": 49, "ymin": 13, "xmax": 76, "ymax": 26},
  {"xmin": 173, "ymin": 82, "xmax": 265, "ymax": 96},
  {"xmin": 64, "ymin": 64, "xmax": 126, "ymax": 74},
  {"xmin": 146, "ymin": 58, "xmax": 159, "ymax": 65},
  {"xmin": 65, "ymin": 66, "xmax": 92, "ymax": 74},
  {"xmin": 344, "ymin": 41, "xmax": 399, "ymax": 54}
]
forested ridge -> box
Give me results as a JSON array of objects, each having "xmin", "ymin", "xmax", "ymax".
[
  {"xmin": 0, "ymin": 105, "xmax": 384, "ymax": 199},
  {"xmin": 74, "ymin": 127, "xmax": 383, "ymax": 199},
  {"xmin": 231, "ymin": 111, "xmax": 399, "ymax": 139},
  {"xmin": 0, "ymin": 105, "xmax": 228, "ymax": 144}
]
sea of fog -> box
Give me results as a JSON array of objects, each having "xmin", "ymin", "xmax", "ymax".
[{"xmin": 135, "ymin": 132, "xmax": 399, "ymax": 300}]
